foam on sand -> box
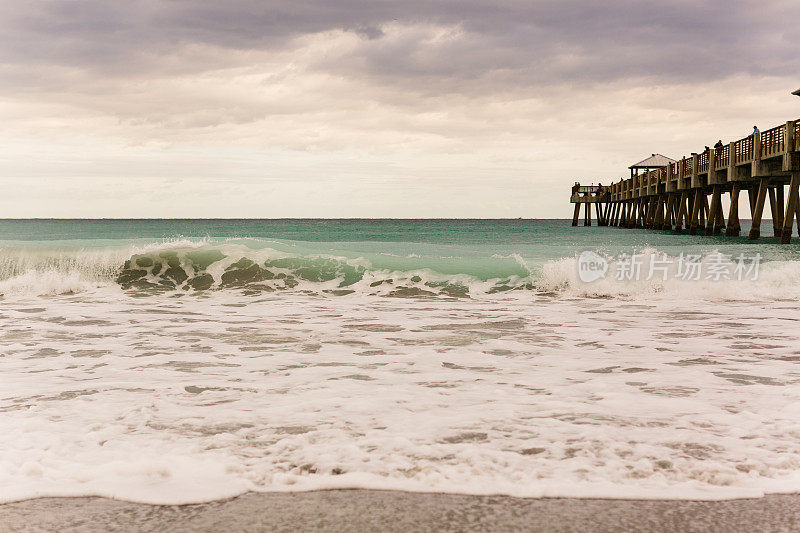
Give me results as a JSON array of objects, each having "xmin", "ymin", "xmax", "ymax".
[{"xmin": 2, "ymin": 287, "xmax": 800, "ymax": 504}]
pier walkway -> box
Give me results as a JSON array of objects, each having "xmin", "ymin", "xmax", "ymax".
[{"xmin": 570, "ymin": 119, "xmax": 800, "ymax": 243}]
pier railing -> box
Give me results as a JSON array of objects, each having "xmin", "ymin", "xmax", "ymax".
[
  {"xmin": 761, "ymin": 125, "xmax": 785, "ymax": 157},
  {"xmin": 714, "ymin": 145, "xmax": 729, "ymax": 170},
  {"xmin": 681, "ymin": 157, "xmax": 692, "ymax": 175},
  {"xmin": 600, "ymin": 118, "xmax": 800, "ymax": 203},
  {"xmin": 733, "ymin": 135, "xmax": 754, "ymax": 165},
  {"xmin": 697, "ymin": 151, "xmax": 709, "ymax": 173}
]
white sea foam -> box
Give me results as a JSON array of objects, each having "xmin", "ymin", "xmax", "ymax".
[
  {"xmin": 2, "ymin": 289, "xmax": 800, "ymax": 504},
  {"xmin": 538, "ymin": 249, "xmax": 800, "ymax": 302}
]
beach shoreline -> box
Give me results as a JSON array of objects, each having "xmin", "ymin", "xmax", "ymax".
[{"xmin": 2, "ymin": 490, "xmax": 799, "ymax": 532}]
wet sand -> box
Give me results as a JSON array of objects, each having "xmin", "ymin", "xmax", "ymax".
[{"xmin": 2, "ymin": 490, "xmax": 799, "ymax": 532}]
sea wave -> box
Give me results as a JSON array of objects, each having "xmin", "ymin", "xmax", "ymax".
[{"xmin": 1, "ymin": 240, "xmax": 800, "ymax": 300}]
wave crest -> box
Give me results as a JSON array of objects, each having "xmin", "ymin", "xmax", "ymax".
[{"xmin": 2, "ymin": 241, "xmax": 800, "ymax": 300}]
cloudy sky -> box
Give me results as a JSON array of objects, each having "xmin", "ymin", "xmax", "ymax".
[{"xmin": 1, "ymin": 0, "xmax": 799, "ymax": 218}]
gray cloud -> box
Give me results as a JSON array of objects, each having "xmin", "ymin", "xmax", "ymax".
[{"xmin": 2, "ymin": 0, "xmax": 799, "ymax": 92}]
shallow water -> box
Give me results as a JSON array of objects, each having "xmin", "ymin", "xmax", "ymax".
[{"xmin": 1, "ymin": 219, "xmax": 800, "ymax": 502}]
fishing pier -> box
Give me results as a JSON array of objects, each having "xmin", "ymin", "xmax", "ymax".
[{"xmin": 571, "ymin": 118, "xmax": 800, "ymax": 243}]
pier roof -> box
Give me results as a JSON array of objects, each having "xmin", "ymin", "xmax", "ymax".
[{"xmin": 629, "ymin": 154, "xmax": 676, "ymax": 169}]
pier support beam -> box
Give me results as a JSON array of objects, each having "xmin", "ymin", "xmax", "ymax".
[
  {"xmin": 670, "ymin": 194, "xmax": 680, "ymax": 230},
  {"xmin": 716, "ymin": 198, "xmax": 725, "ymax": 234},
  {"xmin": 705, "ymin": 186, "xmax": 721, "ymax": 236},
  {"xmin": 675, "ymin": 192, "xmax": 688, "ymax": 233},
  {"xmin": 768, "ymin": 187, "xmax": 784, "ymax": 238},
  {"xmin": 725, "ymin": 186, "xmax": 741, "ymax": 237},
  {"xmin": 749, "ymin": 178, "xmax": 769, "ymax": 240},
  {"xmin": 631, "ymin": 200, "xmax": 637, "ymax": 228},
  {"xmin": 662, "ymin": 194, "xmax": 674, "ymax": 230},
  {"xmin": 644, "ymin": 198, "xmax": 654, "ymax": 228},
  {"xmin": 796, "ymin": 192, "xmax": 800, "ymax": 239},
  {"xmin": 571, "ymin": 203, "xmax": 580, "ymax": 226},
  {"xmin": 630, "ymin": 200, "xmax": 636, "ymax": 227},
  {"xmin": 689, "ymin": 189, "xmax": 702, "ymax": 235},
  {"xmin": 700, "ymin": 194, "xmax": 709, "ymax": 229},
  {"xmin": 748, "ymin": 187, "xmax": 756, "ymax": 218},
  {"xmin": 654, "ymin": 195, "xmax": 666, "ymax": 229},
  {"xmin": 781, "ymin": 174, "xmax": 800, "ymax": 244},
  {"xmin": 638, "ymin": 199, "xmax": 647, "ymax": 228}
]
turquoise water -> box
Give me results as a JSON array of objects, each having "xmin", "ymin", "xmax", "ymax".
[
  {"xmin": 0, "ymin": 218, "xmax": 792, "ymax": 246},
  {"xmin": 4, "ymin": 218, "xmax": 800, "ymax": 502},
  {"xmin": 1, "ymin": 218, "xmax": 799, "ymax": 296},
  {"xmin": 1, "ymin": 218, "xmax": 798, "ymax": 256}
]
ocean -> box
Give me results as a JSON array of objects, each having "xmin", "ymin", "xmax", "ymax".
[{"xmin": 2, "ymin": 218, "xmax": 800, "ymax": 503}]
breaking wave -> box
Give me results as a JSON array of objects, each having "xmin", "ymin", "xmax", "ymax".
[
  {"xmin": 2, "ymin": 240, "xmax": 800, "ymax": 300},
  {"xmin": 0, "ymin": 240, "xmax": 532, "ymax": 298}
]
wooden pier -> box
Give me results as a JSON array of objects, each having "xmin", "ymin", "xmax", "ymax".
[{"xmin": 570, "ymin": 119, "xmax": 800, "ymax": 243}]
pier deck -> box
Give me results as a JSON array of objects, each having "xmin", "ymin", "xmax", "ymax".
[{"xmin": 571, "ymin": 119, "xmax": 800, "ymax": 243}]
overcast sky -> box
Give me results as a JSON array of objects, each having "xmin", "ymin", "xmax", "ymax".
[{"xmin": 1, "ymin": 0, "xmax": 799, "ymax": 217}]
